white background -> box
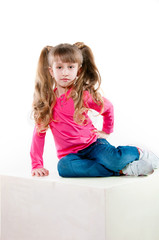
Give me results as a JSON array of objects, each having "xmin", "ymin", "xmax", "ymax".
[{"xmin": 0, "ymin": 0, "xmax": 159, "ymax": 176}]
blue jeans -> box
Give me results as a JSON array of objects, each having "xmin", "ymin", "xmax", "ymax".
[{"xmin": 57, "ymin": 138, "xmax": 139, "ymax": 177}]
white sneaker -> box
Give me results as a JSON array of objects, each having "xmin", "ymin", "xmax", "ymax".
[
  {"xmin": 122, "ymin": 160, "xmax": 154, "ymax": 176},
  {"xmin": 139, "ymin": 148, "xmax": 159, "ymax": 169}
]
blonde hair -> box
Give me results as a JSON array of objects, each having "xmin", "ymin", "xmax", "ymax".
[{"xmin": 32, "ymin": 42, "xmax": 104, "ymax": 132}]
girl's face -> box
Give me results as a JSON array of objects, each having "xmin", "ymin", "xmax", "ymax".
[{"xmin": 49, "ymin": 60, "xmax": 80, "ymax": 91}]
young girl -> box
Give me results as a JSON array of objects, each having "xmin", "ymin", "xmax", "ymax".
[{"xmin": 30, "ymin": 42, "xmax": 159, "ymax": 177}]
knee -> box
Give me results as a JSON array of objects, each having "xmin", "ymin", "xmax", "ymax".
[
  {"xmin": 57, "ymin": 159, "xmax": 67, "ymax": 177},
  {"xmin": 57, "ymin": 158, "xmax": 75, "ymax": 177}
]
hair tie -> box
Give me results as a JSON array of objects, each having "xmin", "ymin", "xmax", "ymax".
[
  {"xmin": 74, "ymin": 42, "xmax": 85, "ymax": 50},
  {"xmin": 46, "ymin": 45, "xmax": 53, "ymax": 52}
]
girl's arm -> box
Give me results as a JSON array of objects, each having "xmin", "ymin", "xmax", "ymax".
[
  {"xmin": 84, "ymin": 91, "xmax": 114, "ymax": 134},
  {"xmin": 30, "ymin": 126, "xmax": 47, "ymax": 175}
]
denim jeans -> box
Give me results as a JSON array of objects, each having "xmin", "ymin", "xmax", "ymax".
[{"xmin": 57, "ymin": 138, "xmax": 139, "ymax": 177}]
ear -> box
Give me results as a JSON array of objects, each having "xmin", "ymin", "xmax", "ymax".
[{"xmin": 48, "ymin": 67, "xmax": 54, "ymax": 78}]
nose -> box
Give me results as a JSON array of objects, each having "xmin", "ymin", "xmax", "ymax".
[{"xmin": 62, "ymin": 67, "xmax": 69, "ymax": 76}]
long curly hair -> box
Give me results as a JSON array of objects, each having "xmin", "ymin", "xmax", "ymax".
[{"xmin": 32, "ymin": 42, "xmax": 104, "ymax": 132}]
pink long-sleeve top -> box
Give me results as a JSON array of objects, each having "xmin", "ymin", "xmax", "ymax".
[{"xmin": 30, "ymin": 89, "xmax": 114, "ymax": 170}]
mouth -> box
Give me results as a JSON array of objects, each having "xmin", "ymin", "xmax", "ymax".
[{"xmin": 61, "ymin": 78, "xmax": 69, "ymax": 81}]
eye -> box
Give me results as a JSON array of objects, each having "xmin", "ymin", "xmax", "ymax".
[
  {"xmin": 56, "ymin": 66, "xmax": 62, "ymax": 69},
  {"xmin": 69, "ymin": 65, "xmax": 74, "ymax": 69}
]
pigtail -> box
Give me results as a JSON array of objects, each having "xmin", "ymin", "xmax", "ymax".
[
  {"xmin": 32, "ymin": 46, "xmax": 56, "ymax": 132},
  {"xmin": 72, "ymin": 42, "xmax": 104, "ymax": 123},
  {"xmin": 74, "ymin": 42, "xmax": 101, "ymax": 92}
]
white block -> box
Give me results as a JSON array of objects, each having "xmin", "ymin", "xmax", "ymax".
[{"xmin": 1, "ymin": 170, "xmax": 159, "ymax": 240}]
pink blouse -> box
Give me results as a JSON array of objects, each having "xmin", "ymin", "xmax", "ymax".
[{"xmin": 30, "ymin": 90, "xmax": 114, "ymax": 170}]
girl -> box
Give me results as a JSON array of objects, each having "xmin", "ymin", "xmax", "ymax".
[{"xmin": 30, "ymin": 42, "xmax": 159, "ymax": 177}]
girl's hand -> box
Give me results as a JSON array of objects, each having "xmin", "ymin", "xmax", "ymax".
[
  {"xmin": 32, "ymin": 168, "xmax": 49, "ymax": 177},
  {"xmin": 96, "ymin": 130, "xmax": 110, "ymax": 139}
]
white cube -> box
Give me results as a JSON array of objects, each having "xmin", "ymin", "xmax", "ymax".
[{"xmin": 1, "ymin": 170, "xmax": 159, "ymax": 240}]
